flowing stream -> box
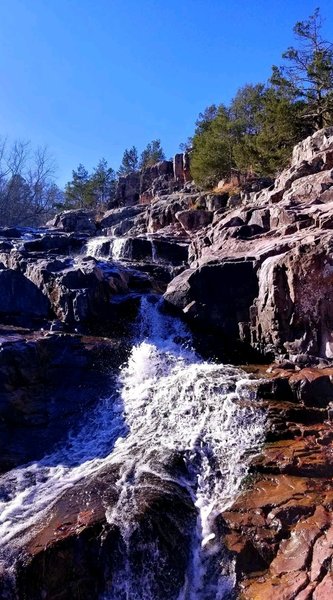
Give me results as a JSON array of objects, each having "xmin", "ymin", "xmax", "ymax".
[{"xmin": 0, "ymin": 296, "xmax": 265, "ymax": 599}]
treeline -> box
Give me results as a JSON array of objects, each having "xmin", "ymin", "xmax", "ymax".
[
  {"xmin": 1, "ymin": 10, "xmax": 332, "ymax": 226},
  {"xmin": 63, "ymin": 139, "xmax": 165, "ymax": 210},
  {"xmin": 0, "ymin": 137, "xmax": 166, "ymax": 226},
  {"xmin": 190, "ymin": 9, "xmax": 333, "ymax": 187}
]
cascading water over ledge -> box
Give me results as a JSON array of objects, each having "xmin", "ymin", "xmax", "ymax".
[{"xmin": 0, "ymin": 295, "xmax": 265, "ymax": 600}]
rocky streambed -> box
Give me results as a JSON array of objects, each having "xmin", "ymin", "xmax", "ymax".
[{"xmin": 1, "ymin": 130, "xmax": 333, "ymax": 598}]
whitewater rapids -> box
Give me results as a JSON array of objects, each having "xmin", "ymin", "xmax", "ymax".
[{"xmin": 0, "ymin": 296, "xmax": 265, "ymax": 599}]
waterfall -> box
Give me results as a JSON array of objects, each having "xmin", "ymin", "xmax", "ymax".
[
  {"xmin": 0, "ymin": 296, "xmax": 265, "ymax": 600},
  {"xmin": 111, "ymin": 237, "xmax": 128, "ymax": 260},
  {"xmin": 85, "ymin": 236, "xmax": 111, "ymax": 258},
  {"xmin": 85, "ymin": 236, "xmax": 129, "ymax": 260},
  {"xmin": 151, "ymin": 239, "xmax": 158, "ymax": 263},
  {"xmin": 102, "ymin": 297, "xmax": 265, "ymax": 599}
]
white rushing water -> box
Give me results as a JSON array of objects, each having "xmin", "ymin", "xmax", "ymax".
[
  {"xmin": 85, "ymin": 235, "xmax": 111, "ymax": 258},
  {"xmin": 111, "ymin": 237, "xmax": 129, "ymax": 260},
  {"xmin": 0, "ymin": 296, "xmax": 265, "ymax": 599},
  {"xmin": 85, "ymin": 236, "xmax": 129, "ymax": 260}
]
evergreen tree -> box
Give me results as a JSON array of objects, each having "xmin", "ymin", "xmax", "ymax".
[
  {"xmin": 271, "ymin": 8, "xmax": 333, "ymax": 129},
  {"xmin": 254, "ymin": 87, "xmax": 311, "ymax": 174},
  {"xmin": 118, "ymin": 146, "xmax": 139, "ymax": 176},
  {"xmin": 190, "ymin": 106, "xmax": 235, "ymax": 188},
  {"xmin": 64, "ymin": 164, "xmax": 94, "ymax": 208},
  {"xmin": 139, "ymin": 139, "xmax": 165, "ymax": 169},
  {"xmin": 91, "ymin": 158, "xmax": 116, "ymax": 206},
  {"xmin": 229, "ymin": 84, "xmax": 266, "ymax": 173},
  {"xmin": 194, "ymin": 104, "xmax": 220, "ymax": 134}
]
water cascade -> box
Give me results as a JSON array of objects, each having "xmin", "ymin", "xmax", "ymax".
[
  {"xmin": 111, "ymin": 237, "xmax": 128, "ymax": 260},
  {"xmin": 85, "ymin": 236, "xmax": 129, "ymax": 260},
  {"xmin": 0, "ymin": 296, "xmax": 265, "ymax": 599},
  {"xmin": 85, "ymin": 236, "xmax": 111, "ymax": 258}
]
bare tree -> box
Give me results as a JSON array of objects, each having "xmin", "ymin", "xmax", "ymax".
[{"xmin": 0, "ymin": 140, "xmax": 62, "ymax": 227}]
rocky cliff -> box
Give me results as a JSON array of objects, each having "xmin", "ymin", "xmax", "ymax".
[
  {"xmin": 163, "ymin": 128, "xmax": 333, "ymax": 365},
  {"xmin": 1, "ymin": 129, "xmax": 333, "ymax": 599}
]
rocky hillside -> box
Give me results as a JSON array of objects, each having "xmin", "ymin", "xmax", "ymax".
[
  {"xmin": 1, "ymin": 129, "xmax": 333, "ymax": 599},
  {"xmin": 165, "ymin": 128, "xmax": 333, "ymax": 365},
  {"xmin": 45, "ymin": 127, "xmax": 333, "ymax": 365}
]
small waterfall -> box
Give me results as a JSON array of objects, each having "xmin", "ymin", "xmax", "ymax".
[
  {"xmin": 0, "ymin": 296, "xmax": 265, "ymax": 599},
  {"xmin": 151, "ymin": 239, "xmax": 158, "ymax": 263},
  {"xmin": 85, "ymin": 236, "xmax": 129, "ymax": 261},
  {"xmin": 85, "ymin": 236, "xmax": 111, "ymax": 258},
  {"xmin": 101, "ymin": 297, "xmax": 265, "ymax": 599},
  {"xmin": 111, "ymin": 237, "xmax": 128, "ymax": 260}
]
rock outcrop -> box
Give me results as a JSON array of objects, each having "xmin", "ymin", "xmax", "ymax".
[
  {"xmin": 14, "ymin": 464, "xmax": 195, "ymax": 600},
  {"xmin": 0, "ymin": 329, "xmax": 126, "ymax": 471},
  {"xmin": 114, "ymin": 152, "xmax": 191, "ymax": 208},
  {"xmin": 2, "ymin": 129, "xmax": 333, "ymax": 600},
  {"xmin": 219, "ymin": 364, "xmax": 333, "ymax": 599},
  {"xmin": 47, "ymin": 209, "xmax": 98, "ymax": 234},
  {"xmin": 165, "ymin": 128, "xmax": 333, "ymax": 363}
]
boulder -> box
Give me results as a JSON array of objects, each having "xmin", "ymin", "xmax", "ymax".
[
  {"xmin": 23, "ymin": 233, "xmax": 87, "ymax": 254},
  {"xmin": 0, "ymin": 269, "xmax": 50, "ymax": 318},
  {"xmin": 48, "ymin": 209, "xmax": 97, "ymax": 234},
  {"xmin": 99, "ymin": 205, "xmax": 145, "ymax": 229},
  {"xmin": 14, "ymin": 463, "xmax": 196, "ymax": 600},
  {"xmin": 176, "ymin": 209, "xmax": 214, "ymax": 233},
  {"xmin": 164, "ymin": 259, "xmax": 258, "ymax": 339},
  {"xmin": 147, "ymin": 194, "xmax": 192, "ymax": 233}
]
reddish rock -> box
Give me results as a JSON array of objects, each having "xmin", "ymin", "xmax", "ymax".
[
  {"xmin": 313, "ymin": 573, "xmax": 333, "ymax": 599},
  {"xmin": 242, "ymin": 570, "xmax": 309, "ymax": 599},
  {"xmin": 295, "ymin": 582, "xmax": 317, "ymax": 599},
  {"xmin": 176, "ymin": 209, "xmax": 213, "ymax": 232},
  {"xmin": 310, "ymin": 525, "xmax": 333, "ymax": 581},
  {"xmin": 270, "ymin": 508, "xmax": 327, "ymax": 575}
]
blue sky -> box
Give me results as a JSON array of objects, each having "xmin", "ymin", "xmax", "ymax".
[{"xmin": 0, "ymin": 0, "xmax": 332, "ymax": 186}]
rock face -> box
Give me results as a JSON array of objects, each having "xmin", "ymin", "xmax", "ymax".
[
  {"xmin": 165, "ymin": 260, "xmax": 258, "ymax": 339},
  {"xmin": 0, "ymin": 329, "xmax": 126, "ymax": 471},
  {"xmin": 164, "ymin": 128, "xmax": 333, "ymax": 363},
  {"xmin": 220, "ymin": 364, "xmax": 333, "ymax": 600},
  {"xmin": 0, "ymin": 269, "xmax": 50, "ymax": 318},
  {"xmin": 251, "ymin": 243, "xmax": 333, "ymax": 360},
  {"xmin": 48, "ymin": 209, "xmax": 98, "ymax": 234},
  {"xmin": 114, "ymin": 152, "xmax": 192, "ymax": 208}
]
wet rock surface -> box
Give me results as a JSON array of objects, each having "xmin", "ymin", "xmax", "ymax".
[
  {"xmin": 219, "ymin": 364, "xmax": 333, "ymax": 599},
  {"xmin": 14, "ymin": 468, "xmax": 195, "ymax": 600},
  {"xmin": 0, "ymin": 328, "xmax": 127, "ymax": 471},
  {"xmin": 164, "ymin": 128, "xmax": 333, "ymax": 363},
  {"xmin": 1, "ymin": 131, "xmax": 333, "ymax": 599}
]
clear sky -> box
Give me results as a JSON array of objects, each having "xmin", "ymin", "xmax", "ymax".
[{"xmin": 0, "ymin": 0, "xmax": 333, "ymax": 187}]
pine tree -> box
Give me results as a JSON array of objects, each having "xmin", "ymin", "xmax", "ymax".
[
  {"xmin": 91, "ymin": 159, "xmax": 116, "ymax": 206},
  {"xmin": 139, "ymin": 140, "xmax": 165, "ymax": 169},
  {"xmin": 271, "ymin": 8, "xmax": 333, "ymax": 130},
  {"xmin": 64, "ymin": 164, "xmax": 94, "ymax": 208},
  {"xmin": 190, "ymin": 106, "xmax": 235, "ymax": 188},
  {"xmin": 118, "ymin": 146, "xmax": 139, "ymax": 176}
]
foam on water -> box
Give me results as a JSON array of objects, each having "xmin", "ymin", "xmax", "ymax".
[
  {"xmin": 85, "ymin": 236, "xmax": 111, "ymax": 258},
  {"xmin": 102, "ymin": 298, "xmax": 265, "ymax": 599},
  {"xmin": 111, "ymin": 237, "xmax": 128, "ymax": 259},
  {"xmin": 85, "ymin": 236, "xmax": 129, "ymax": 260},
  {"xmin": 0, "ymin": 295, "xmax": 265, "ymax": 599}
]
